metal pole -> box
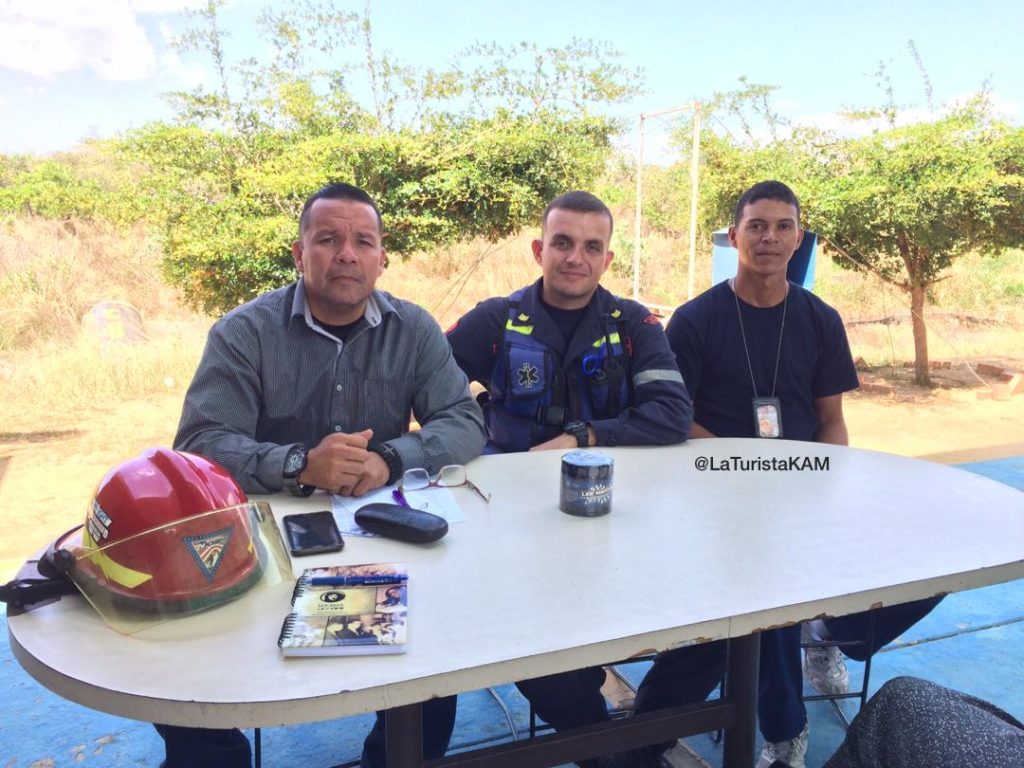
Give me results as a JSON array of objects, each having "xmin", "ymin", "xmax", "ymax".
[
  {"xmin": 687, "ymin": 101, "xmax": 702, "ymax": 300},
  {"xmin": 722, "ymin": 633, "xmax": 760, "ymax": 768},
  {"xmin": 631, "ymin": 103, "xmax": 696, "ymax": 304},
  {"xmin": 632, "ymin": 114, "xmax": 645, "ymax": 301}
]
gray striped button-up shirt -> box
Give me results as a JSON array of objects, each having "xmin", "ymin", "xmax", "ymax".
[{"xmin": 174, "ymin": 280, "xmax": 485, "ymax": 494}]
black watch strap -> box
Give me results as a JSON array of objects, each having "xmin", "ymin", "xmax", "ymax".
[
  {"xmin": 564, "ymin": 420, "xmax": 590, "ymax": 448},
  {"xmin": 291, "ymin": 482, "xmax": 315, "ymax": 498},
  {"xmin": 371, "ymin": 443, "xmax": 404, "ymax": 485},
  {"xmin": 283, "ymin": 445, "xmax": 313, "ymax": 497}
]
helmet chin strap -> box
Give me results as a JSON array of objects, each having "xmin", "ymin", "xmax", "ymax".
[
  {"xmin": 37, "ymin": 525, "xmax": 82, "ymax": 579},
  {"xmin": 0, "ymin": 525, "xmax": 83, "ymax": 614}
]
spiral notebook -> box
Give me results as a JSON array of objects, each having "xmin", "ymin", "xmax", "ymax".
[{"xmin": 277, "ymin": 563, "xmax": 408, "ymax": 656}]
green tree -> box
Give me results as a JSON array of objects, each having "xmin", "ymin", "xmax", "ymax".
[
  {"xmin": 807, "ymin": 103, "xmax": 1024, "ymax": 384},
  {"xmin": 1, "ymin": 1, "xmax": 637, "ymax": 315},
  {"xmin": 653, "ymin": 71, "xmax": 1024, "ymax": 387},
  {"xmin": 115, "ymin": 0, "xmax": 632, "ymax": 314},
  {"xmin": 648, "ymin": 79, "xmax": 810, "ymax": 244},
  {"xmin": 139, "ymin": 113, "xmax": 611, "ymax": 313},
  {"xmin": 461, "ymin": 38, "xmax": 642, "ymax": 116},
  {"xmin": 0, "ymin": 157, "xmax": 110, "ymax": 221}
]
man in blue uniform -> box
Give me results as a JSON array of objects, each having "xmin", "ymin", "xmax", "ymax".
[
  {"xmin": 447, "ymin": 190, "xmax": 692, "ymax": 454},
  {"xmin": 447, "ymin": 190, "xmax": 693, "ymax": 765}
]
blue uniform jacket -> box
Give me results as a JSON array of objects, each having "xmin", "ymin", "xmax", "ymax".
[{"xmin": 447, "ymin": 280, "xmax": 693, "ymax": 451}]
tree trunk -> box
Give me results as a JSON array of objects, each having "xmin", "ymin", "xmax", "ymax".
[{"xmin": 910, "ymin": 283, "xmax": 931, "ymax": 386}]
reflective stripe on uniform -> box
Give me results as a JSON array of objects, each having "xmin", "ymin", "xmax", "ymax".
[
  {"xmin": 591, "ymin": 333, "xmax": 621, "ymax": 347},
  {"xmin": 505, "ymin": 320, "xmax": 534, "ymax": 335},
  {"xmin": 633, "ymin": 368, "xmax": 684, "ymax": 387}
]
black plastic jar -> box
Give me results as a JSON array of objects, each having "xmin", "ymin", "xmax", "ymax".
[{"xmin": 559, "ymin": 450, "xmax": 614, "ymax": 517}]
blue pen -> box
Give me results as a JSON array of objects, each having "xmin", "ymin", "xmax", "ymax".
[
  {"xmin": 392, "ymin": 488, "xmax": 411, "ymax": 508},
  {"xmin": 309, "ymin": 575, "xmax": 406, "ymax": 586}
]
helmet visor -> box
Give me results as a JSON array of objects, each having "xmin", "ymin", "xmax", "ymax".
[{"xmin": 64, "ymin": 501, "xmax": 291, "ymax": 634}]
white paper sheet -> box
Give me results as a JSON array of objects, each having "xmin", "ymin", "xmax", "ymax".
[{"xmin": 330, "ymin": 483, "xmax": 466, "ymax": 537}]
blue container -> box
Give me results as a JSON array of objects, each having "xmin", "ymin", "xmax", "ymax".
[
  {"xmin": 710, "ymin": 228, "xmax": 817, "ymax": 291},
  {"xmin": 560, "ymin": 451, "xmax": 614, "ymax": 517}
]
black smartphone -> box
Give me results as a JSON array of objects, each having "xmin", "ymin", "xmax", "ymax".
[{"xmin": 282, "ymin": 511, "xmax": 345, "ymax": 556}]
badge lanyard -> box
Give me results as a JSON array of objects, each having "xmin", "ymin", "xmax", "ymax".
[{"xmin": 732, "ymin": 280, "xmax": 787, "ymax": 438}]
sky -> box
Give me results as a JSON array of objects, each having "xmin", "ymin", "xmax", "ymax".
[{"xmin": 0, "ymin": 0, "xmax": 1021, "ymax": 157}]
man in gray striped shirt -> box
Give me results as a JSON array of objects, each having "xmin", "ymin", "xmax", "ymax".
[
  {"xmin": 161, "ymin": 182, "xmax": 485, "ymax": 768},
  {"xmin": 174, "ymin": 182, "xmax": 485, "ymax": 498}
]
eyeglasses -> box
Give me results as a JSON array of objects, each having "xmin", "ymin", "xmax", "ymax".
[{"xmin": 401, "ymin": 465, "xmax": 490, "ymax": 503}]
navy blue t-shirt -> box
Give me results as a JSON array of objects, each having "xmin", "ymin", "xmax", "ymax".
[
  {"xmin": 665, "ymin": 281, "xmax": 859, "ymax": 441},
  {"xmin": 540, "ymin": 298, "xmax": 588, "ymax": 345}
]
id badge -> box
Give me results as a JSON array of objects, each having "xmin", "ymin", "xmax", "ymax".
[{"xmin": 752, "ymin": 397, "xmax": 783, "ymax": 439}]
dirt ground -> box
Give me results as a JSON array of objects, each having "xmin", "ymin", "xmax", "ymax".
[
  {"xmin": 2, "ymin": 361, "xmax": 1023, "ymax": 576},
  {"xmin": 846, "ymin": 359, "xmax": 1024, "ymax": 458}
]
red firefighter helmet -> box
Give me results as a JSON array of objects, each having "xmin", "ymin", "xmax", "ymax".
[{"xmin": 73, "ymin": 447, "xmax": 265, "ymax": 613}]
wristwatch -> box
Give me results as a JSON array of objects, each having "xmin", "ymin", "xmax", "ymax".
[
  {"xmin": 563, "ymin": 420, "xmax": 590, "ymax": 448},
  {"xmin": 370, "ymin": 442, "xmax": 404, "ymax": 485},
  {"xmin": 282, "ymin": 445, "xmax": 313, "ymax": 497}
]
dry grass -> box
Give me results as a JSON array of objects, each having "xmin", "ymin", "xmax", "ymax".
[
  {"xmin": 0, "ymin": 217, "xmax": 207, "ymax": 433},
  {"xmin": 382, "ymin": 228, "xmax": 703, "ymax": 326},
  {"xmin": 812, "ymin": 248, "xmax": 1024, "ymax": 370},
  {"xmin": 0, "ymin": 216, "xmax": 187, "ymax": 350},
  {"xmin": 815, "ymin": 248, "xmax": 1024, "ymax": 324},
  {"xmin": 382, "ymin": 229, "xmax": 636, "ymax": 329},
  {"xmin": 1, "ymin": 216, "xmax": 1021, "ymax": 438},
  {"xmin": 0, "ymin": 326, "xmax": 208, "ymax": 434}
]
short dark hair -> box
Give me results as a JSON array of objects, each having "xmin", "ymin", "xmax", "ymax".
[
  {"xmin": 543, "ymin": 191, "xmax": 614, "ymax": 237},
  {"xmin": 299, "ymin": 183, "xmax": 383, "ymax": 235},
  {"xmin": 733, "ymin": 180, "xmax": 801, "ymax": 226}
]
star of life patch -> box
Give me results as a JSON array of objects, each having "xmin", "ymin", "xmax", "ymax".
[
  {"xmin": 184, "ymin": 525, "xmax": 235, "ymax": 582},
  {"xmin": 517, "ymin": 362, "xmax": 540, "ymax": 388}
]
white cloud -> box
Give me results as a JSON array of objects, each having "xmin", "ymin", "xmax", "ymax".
[
  {"xmin": 159, "ymin": 49, "xmax": 208, "ymax": 89},
  {"xmin": 792, "ymin": 90, "xmax": 1022, "ymax": 139},
  {"xmin": 789, "ymin": 110, "xmax": 933, "ymax": 139},
  {"xmin": 130, "ymin": 0, "xmax": 206, "ymax": 12},
  {"xmin": 0, "ymin": 1, "xmax": 166, "ymax": 80},
  {"xmin": 157, "ymin": 18, "xmax": 176, "ymax": 45},
  {"xmin": 154, "ymin": 19, "xmax": 207, "ymax": 88},
  {"xmin": 947, "ymin": 90, "xmax": 1021, "ymax": 121}
]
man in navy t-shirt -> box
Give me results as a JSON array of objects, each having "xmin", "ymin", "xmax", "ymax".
[
  {"xmin": 667, "ymin": 194, "xmax": 858, "ymax": 444},
  {"xmin": 666, "ymin": 181, "xmax": 857, "ymax": 768},
  {"xmin": 610, "ymin": 181, "xmax": 938, "ymax": 768}
]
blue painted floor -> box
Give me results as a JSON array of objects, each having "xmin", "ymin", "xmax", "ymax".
[{"xmin": 2, "ymin": 457, "xmax": 1021, "ymax": 768}]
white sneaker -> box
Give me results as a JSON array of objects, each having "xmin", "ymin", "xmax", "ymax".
[
  {"xmin": 757, "ymin": 722, "xmax": 809, "ymax": 768},
  {"xmin": 803, "ymin": 643, "xmax": 850, "ymax": 696}
]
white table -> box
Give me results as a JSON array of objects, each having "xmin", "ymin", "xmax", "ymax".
[{"xmin": 8, "ymin": 440, "xmax": 1024, "ymax": 767}]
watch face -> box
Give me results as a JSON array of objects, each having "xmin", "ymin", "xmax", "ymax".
[{"xmin": 284, "ymin": 447, "xmax": 306, "ymax": 477}]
